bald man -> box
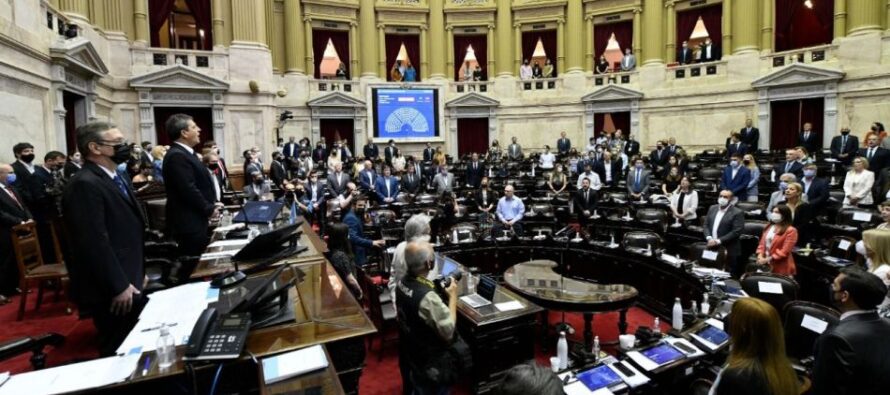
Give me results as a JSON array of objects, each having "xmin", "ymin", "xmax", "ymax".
[{"xmin": 493, "ymin": 184, "xmax": 525, "ymax": 237}]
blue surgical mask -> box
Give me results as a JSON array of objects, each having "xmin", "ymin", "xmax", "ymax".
[
  {"xmin": 730, "ymin": 160, "xmax": 739, "ymax": 168},
  {"xmin": 804, "ymin": 169, "xmax": 815, "ymax": 178},
  {"xmin": 635, "ymin": 164, "xmax": 644, "ymax": 169},
  {"xmin": 5, "ymin": 173, "xmax": 15, "ymax": 185},
  {"xmin": 779, "ymin": 181, "xmax": 788, "ymax": 191}
]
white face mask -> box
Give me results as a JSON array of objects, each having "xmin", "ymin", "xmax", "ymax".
[
  {"xmin": 768, "ymin": 213, "xmax": 782, "ymax": 223},
  {"xmin": 718, "ymin": 197, "xmax": 730, "ymax": 207},
  {"xmin": 855, "ymin": 240, "xmax": 867, "ymax": 257}
]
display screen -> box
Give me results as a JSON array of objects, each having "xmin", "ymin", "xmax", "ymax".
[
  {"xmin": 223, "ymin": 318, "xmax": 242, "ymax": 327},
  {"xmin": 577, "ymin": 364, "xmax": 623, "ymax": 391},
  {"xmin": 641, "ymin": 343, "xmax": 685, "ymax": 366},
  {"xmin": 696, "ymin": 325, "xmax": 729, "ymax": 345},
  {"xmin": 441, "ymin": 258, "xmax": 459, "ymax": 277},
  {"xmin": 372, "ymin": 88, "xmax": 439, "ymax": 139}
]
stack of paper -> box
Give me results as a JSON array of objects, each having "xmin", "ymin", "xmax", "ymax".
[
  {"xmin": 262, "ymin": 345, "xmax": 329, "ymax": 384},
  {"xmin": 0, "ymin": 354, "xmax": 139, "ymax": 395}
]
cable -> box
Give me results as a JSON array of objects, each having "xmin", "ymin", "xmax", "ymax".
[{"xmin": 209, "ymin": 363, "xmax": 224, "ymax": 395}]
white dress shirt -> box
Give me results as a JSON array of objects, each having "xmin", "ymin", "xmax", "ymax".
[{"xmin": 709, "ymin": 207, "xmax": 727, "ymax": 243}]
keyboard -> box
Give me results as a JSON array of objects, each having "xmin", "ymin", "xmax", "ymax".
[{"xmin": 461, "ymin": 293, "xmax": 492, "ymax": 308}]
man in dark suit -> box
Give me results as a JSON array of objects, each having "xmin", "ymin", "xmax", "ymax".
[
  {"xmin": 269, "ymin": 152, "xmax": 288, "ymax": 198},
  {"xmin": 327, "ymin": 162, "xmax": 350, "ymax": 196},
  {"xmin": 798, "ymin": 122, "xmax": 820, "ymax": 155},
  {"xmin": 312, "ymin": 142, "xmax": 327, "ymax": 163},
  {"xmin": 594, "ymin": 151, "xmax": 622, "ymax": 187},
  {"xmin": 162, "ymin": 114, "xmax": 221, "ymax": 277},
  {"xmin": 0, "ymin": 163, "xmax": 32, "ymax": 302},
  {"xmin": 302, "ymin": 170, "xmax": 327, "ymax": 234},
  {"xmin": 363, "ymin": 139, "xmax": 379, "ymax": 161},
  {"xmin": 574, "ymin": 178, "xmax": 598, "ymax": 228},
  {"xmin": 341, "ymin": 182, "xmax": 385, "ymax": 267},
  {"xmin": 776, "ymin": 149, "xmax": 804, "ymax": 180},
  {"xmin": 801, "ymin": 163, "xmax": 830, "ymax": 211},
  {"xmin": 376, "ymin": 166, "xmax": 400, "ymax": 204},
  {"xmin": 26, "ymin": 151, "xmax": 66, "ymax": 260},
  {"xmin": 557, "ymin": 131, "xmax": 571, "ymax": 155},
  {"xmin": 859, "ymin": 134, "xmax": 890, "ymax": 175},
  {"xmin": 626, "ymin": 158, "xmax": 651, "ymax": 201},
  {"xmin": 139, "ymin": 141, "xmax": 153, "ymax": 166},
  {"xmin": 64, "ymin": 151, "xmax": 83, "ymax": 179},
  {"xmin": 725, "ymin": 133, "xmax": 747, "ymax": 159},
  {"xmin": 62, "ymin": 122, "xmax": 146, "ymax": 356},
  {"xmin": 422, "ymin": 143, "xmax": 435, "ymax": 163},
  {"xmin": 703, "ymin": 190, "xmax": 745, "ymax": 278},
  {"xmin": 649, "ymin": 141, "xmax": 669, "ymax": 168},
  {"xmin": 739, "ymin": 119, "xmax": 760, "ymax": 150},
  {"xmin": 11, "ymin": 143, "xmax": 36, "ymax": 197},
  {"xmin": 813, "ymin": 267, "xmax": 890, "ymax": 395},
  {"xmin": 384, "ymin": 140, "xmax": 397, "ymax": 166},
  {"xmin": 698, "ymin": 38, "xmax": 721, "ymax": 62},
  {"xmin": 830, "ymin": 128, "xmax": 859, "ymax": 165},
  {"xmin": 624, "ymin": 135, "xmax": 641, "ymax": 158},
  {"xmin": 402, "ymin": 163, "xmax": 423, "ymax": 194},
  {"xmin": 677, "ymin": 41, "xmax": 694, "ymax": 65},
  {"xmin": 282, "ymin": 136, "xmax": 300, "ymax": 161},
  {"xmin": 719, "ymin": 155, "xmax": 752, "ymax": 200},
  {"xmin": 465, "ymin": 153, "xmax": 484, "ymax": 188},
  {"xmin": 358, "ymin": 160, "xmax": 377, "ymax": 194}
]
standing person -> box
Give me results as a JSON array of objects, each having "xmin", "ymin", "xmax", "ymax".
[
  {"xmin": 704, "ymin": 190, "xmax": 745, "ymax": 278},
  {"xmin": 376, "ymin": 165, "xmax": 400, "ymax": 204},
  {"xmin": 465, "ymin": 153, "xmax": 484, "ymax": 188},
  {"xmin": 507, "ymin": 137, "xmax": 523, "ymax": 161},
  {"xmin": 162, "ymin": 114, "xmax": 221, "ymax": 278},
  {"xmin": 325, "ymin": 223, "xmax": 363, "ymax": 299},
  {"xmin": 669, "ymin": 176, "xmax": 698, "ymax": 222},
  {"xmin": 813, "ymin": 267, "xmax": 890, "ymax": 395},
  {"xmin": 384, "ymin": 140, "xmax": 398, "ymax": 166},
  {"xmin": 389, "ymin": 214, "xmax": 432, "ymax": 303},
  {"xmin": 431, "ymin": 165, "xmax": 454, "ymax": 195},
  {"xmin": 557, "ymin": 131, "xmax": 571, "ymax": 155},
  {"xmin": 860, "ymin": 229, "xmax": 890, "ymax": 309},
  {"xmin": 858, "ymin": 134, "xmax": 890, "ymax": 175},
  {"xmin": 755, "ymin": 205, "xmax": 798, "ymax": 275},
  {"xmin": 574, "ymin": 177, "xmax": 598, "ymax": 228},
  {"xmin": 396, "ymin": 241, "xmax": 459, "ymax": 395},
  {"xmin": 402, "ymin": 162, "xmax": 423, "ymax": 194},
  {"xmin": 548, "ymin": 164, "xmax": 568, "ymax": 195},
  {"xmin": 843, "ymin": 157, "xmax": 874, "ymax": 207},
  {"xmin": 743, "ymin": 154, "xmax": 760, "ymax": 202},
  {"xmin": 719, "ymin": 155, "xmax": 752, "ymax": 201},
  {"xmin": 341, "ymin": 182, "xmax": 385, "ymax": 268},
  {"xmin": 519, "ymin": 59, "xmax": 532, "ymax": 80},
  {"xmin": 801, "ymin": 163, "xmax": 829, "ymax": 211},
  {"xmin": 364, "ymin": 138, "xmax": 379, "ymax": 162},
  {"xmin": 327, "ymin": 162, "xmax": 350, "ymax": 196},
  {"xmin": 831, "ymin": 127, "xmax": 859, "ymax": 165},
  {"xmin": 739, "ymin": 118, "xmax": 760, "ymax": 150},
  {"xmin": 282, "ymin": 136, "xmax": 299, "ymax": 161},
  {"xmin": 11, "ymin": 142, "xmax": 36, "ymax": 192},
  {"xmin": 620, "ymin": 48, "xmax": 636, "ymax": 71},
  {"xmin": 539, "ymin": 146, "xmax": 556, "ymax": 170},
  {"xmin": 626, "ymin": 158, "xmax": 651, "ymax": 201},
  {"xmin": 492, "ymin": 185, "xmax": 525, "ymax": 237},
  {"xmin": 709, "ymin": 298, "xmax": 798, "ymax": 395},
  {"xmin": 677, "ymin": 41, "xmax": 694, "ymax": 65},
  {"xmin": 476, "ymin": 176, "xmax": 498, "ymax": 221},
  {"xmin": 0, "ymin": 163, "xmax": 32, "ymax": 304},
  {"xmin": 62, "ymin": 122, "xmax": 146, "ymax": 356},
  {"xmin": 64, "ymin": 151, "xmax": 83, "ymax": 179},
  {"xmin": 783, "ymin": 182, "xmax": 816, "ymax": 246},
  {"xmin": 798, "ymin": 122, "xmax": 820, "ymax": 156}
]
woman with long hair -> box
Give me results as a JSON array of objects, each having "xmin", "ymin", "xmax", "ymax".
[
  {"xmin": 661, "ymin": 165, "xmax": 682, "ymax": 196},
  {"xmin": 860, "ymin": 229, "xmax": 890, "ymax": 309},
  {"xmin": 487, "ymin": 139, "xmax": 502, "ymax": 162},
  {"xmin": 711, "ymin": 298, "xmax": 799, "ymax": 395},
  {"xmin": 325, "ymin": 223, "xmax": 363, "ymax": 299},
  {"xmin": 755, "ymin": 205, "xmax": 798, "ymax": 275},
  {"xmin": 744, "ymin": 154, "xmax": 760, "ymax": 202},
  {"xmin": 548, "ymin": 163, "xmax": 567, "ymax": 195},
  {"xmin": 784, "ymin": 182, "xmax": 815, "ymax": 246},
  {"xmin": 669, "ymin": 176, "xmax": 698, "ymax": 222}
]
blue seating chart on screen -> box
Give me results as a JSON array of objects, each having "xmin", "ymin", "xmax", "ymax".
[{"xmin": 373, "ymin": 88, "xmax": 438, "ymax": 139}]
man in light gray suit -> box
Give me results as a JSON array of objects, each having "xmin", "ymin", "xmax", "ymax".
[
  {"xmin": 507, "ymin": 136, "xmax": 523, "ymax": 161},
  {"xmin": 703, "ymin": 189, "xmax": 745, "ymax": 278},
  {"xmin": 431, "ymin": 165, "xmax": 454, "ymax": 195},
  {"xmin": 626, "ymin": 157, "xmax": 650, "ymax": 201},
  {"xmin": 620, "ymin": 48, "xmax": 636, "ymax": 71},
  {"xmin": 326, "ymin": 162, "xmax": 351, "ymax": 196}
]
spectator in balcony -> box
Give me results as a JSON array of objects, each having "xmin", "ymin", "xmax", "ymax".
[
  {"xmin": 463, "ymin": 61, "xmax": 473, "ymax": 82},
  {"xmin": 677, "ymin": 40, "xmax": 694, "ymax": 65},
  {"xmin": 620, "ymin": 47, "xmax": 636, "ymax": 71},
  {"xmin": 335, "ymin": 62, "xmax": 348, "ymax": 80},
  {"xmin": 543, "ymin": 58, "xmax": 554, "ymax": 78},
  {"xmin": 404, "ymin": 64, "xmax": 417, "ymax": 82},
  {"xmin": 595, "ymin": 55, "xmax": 609, "ymax": 74},
  {"xmin": 519, "ymin": 59, "xmax": 532, "ymax": 80},
  {"xmin": 473, "ymin": 64, "xmax": 483, "ymax": 81},
  {"xmin": 531, "ymin": 60, "xmax": 543, "ymax": 79},
  {"xmin": 390, "ymin": 60, "xmax": 403, "ymax": 82},
  {"xmin": 698, "ymin": 38, "xmax": 721, "ymax": 62}
]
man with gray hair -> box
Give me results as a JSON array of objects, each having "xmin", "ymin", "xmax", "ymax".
[
  {"xmin": 396, "ymin": 241, "xmax": 458, "ymax": 394},
  {"xmin": 389, "ymin": 213, "xmax": 432, "ymax": 302},
  {"xmin": 766, "ymin": 173, "xmax": 808, "ymax": 214}
]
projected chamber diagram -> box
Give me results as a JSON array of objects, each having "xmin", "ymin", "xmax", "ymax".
[{"xmin": 385, "ymin": 107, "xmax": 429, "ymax": 134}]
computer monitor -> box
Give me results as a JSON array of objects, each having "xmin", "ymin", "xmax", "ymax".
[
  {"xmin": 234, "ymin": 201, "xmax": 285, "ymax": 224},
  {"xmin": 234, "ymin": 222, "xmax": 302, "ymax": 261},
  {"xmin": 476, "ymin": 275, "xmax": 497, "ymax": 302}
]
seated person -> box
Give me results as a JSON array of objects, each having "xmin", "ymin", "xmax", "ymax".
[
  {"xmin": 476, "ymin": 176, "xmax": 498, "ymax": 220},
  {"xmin": 492, "ymin": 185, "xmax": 525, "ymax": 237},
  {"xmin": 548, "ymin": 164, "xmax": 568, "ymax": 195},
  {"xmin": 243, "ymin": 170, "xmax": 272, "ymax": 201}
]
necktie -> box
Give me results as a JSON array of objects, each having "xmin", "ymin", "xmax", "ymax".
[
  {"xmin": 785, "ymin": 162, "xmax": 791, "ymax": 172},
  {"xmin": 634, "ymin": 170, "xmax": 641, "ymax": 191},
  {"xmin": 869, "ymin": 148, "xmax": 875, "ymax": 160},
  {"xmin": 842, "ymin": 135, "xmax": 847, "ymax": 150},
  {"xmin": 112, "ymin": 175, "xmax": 129, "ymax": 198},
  {"xmin": 3, "ymin": 186, "xmax": 22, "ymax": 209},
  {"xmin": 585, "ymin": 190, "xmax": 589, "ymax": 204}
]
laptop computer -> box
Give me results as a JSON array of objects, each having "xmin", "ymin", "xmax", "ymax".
[{"xmin": 461, "ymin": 275, "xmax": 497, "ymax": 309}]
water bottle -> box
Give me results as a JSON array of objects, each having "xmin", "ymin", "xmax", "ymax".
[
  {"xmin": 220, "ymin": 210, "xmax": 232, "ymax": 227},
  {"xmin": 653, "ymin": 317, "xmax": 661, "ymax": 334},
  {"xmin": 557, "ymin": 331, "xmax": 569, "ymax": 370},
  {"xmin": 467, "ymin": 273, "xmax": 476, "ymax": 294},
  {"xmin": 691, "ymin": 300, "xmax": 698, "ymax": 316},
  {"xmin": 452, "ymin": 229, "xmax": 459, "ymax": 243},
  {"xmin": 156, "ymin": 324, "xmax": 176, "ymax": 369},
  {"xmin": 672, "ymin": 297, "xmax": 684, "ymax": 331},
  {"xmin": 247, "ymin": 225, "xmax": 260, "ymax": 241},
  {"xmin": 592, "ymin": 336, "xmax": 600, "ymax": 362},
  {"xmin": 701, "ymin": 293, "xmax": 711, "ymax": 315}
]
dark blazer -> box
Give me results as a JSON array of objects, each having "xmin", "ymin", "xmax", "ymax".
[
  {"xmin": 327, "ymin": 171, "xmax": 351, "ymax": 196},
  {"xmin": 162, "ymin": 143, "xmax": 216, "ymax": 238},
  {"xmin": 574, "ymin": 188, "xmax": 598, "ymax": 214},
  {"xmin": 799, "ymin": 130, "xmax": 820, "ymax": 155},
  {"xmin": 384, "ymin": 146, "xmax": 397, "ymax": 165},
  {"xmin": 375, "ymin": 176, "xmax": 400, "ymax": 201},
  {"xmin": 465, "ymin": 161, "xmax": 484, "ymax": 188},
  {"xmin": 0, "ymin": 185, "xmax": 31, "ymax": 227},
  {"xmin": 725, "ymin": 142, "xmax": 748, "ymax": 159},
  {"xmin": 812, "ymin": 311, "xmax": 890, "ymax": 395},
  {"xmin": 698, "ymin": 43, "xmax": 721, "ymax": 62},
  {"xmin": 270, "ymin": 160, "xmax": 288, "ymax": 189},
  {"xmin": 703, "ymin": 205, "xmax": 744, "ymax": 256},
  {"xmin": 719, "ymin": 166, "xmax": 752, "ymax": 200},
  {"xmin": 302, "ymin": 181, "xmax": 327, "ymax": 205},
  {"xmin": 26, "ymin": 166, "xmax": 56, "ymax": 221},
  {"xmin": 423, "ymin": 147, "xmax": 435, "ymax": 162},
  {"xmin": 312, "ymin": 147, "xmax": 327, "ymax": 163},
  {"xmin": 624, "ymin": 140, "xmax": 640, "ymax": 157},
  {"xmin": 63, "ymin": 161, "xmax": 82, "ymax": 179},
  {"xmin": 593, "ymin": 160, "xmax": 622, "ymax": 186},
  {"xmin": 11, "ymin": 161, "xmax": 33, "ymax": 199},
  {"xmin": 677, "ymin": 47, "xmax": 694, "ymax": 65},
  {"xmin": 475, "ymin": 188, "xmax": 498, "ymax": 210},
  {"xmin": 649, "ymin": 149, "xmax": 669, "ymax": 167},
  {"xmin": 792, "ymin": 202, "xmax": 817, "ymax": 246},
  {"xmin": 343, "ymin": 209, "xmax": 374, "ymax": 267},
  {"xmin": 557, "ymin": 138, "xmax": 571, "ymax": 154},
  {"xmin": 359, "ymin": 169, "xmax": 377, "ymax": 191},
  {"xmin": 874, "ymin": 168, "xmax": 890, "ymax": 204},
  {"xmin": 61, "ymin": 162, "xmax": 145, "ymax": 308},
  {"xmin": 626, "ymin": 168, "xmax": 651, "ymax": 197},
  {"xmin": 739, "ymin": 127, "xmax": 760, "ymax": 149},
  {"xmin": 830, "ymin": 134, "xmax": 859, "ymax": 164},
  {"xmin": 776, "ymin": 161, "xmax": 804, "ymax": 179},
  {"xmin": 282, "ymin": 142, "xmax": 300, "ymax": 159},
  {"xmin": 803, "ymin": 176, "xmax": 830, "ymax": 211},
  {"xmin": 401, "ymin": 172, "xmax": 422, "ymax": 194},
  {"xmin": 364, "ymin": 144, "xmax": 379, "ymax": 160},
  {"xmin": 859, "ymin": 146, "xmax": 890, "ymax": 174}
]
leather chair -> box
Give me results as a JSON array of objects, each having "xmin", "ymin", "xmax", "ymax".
[
  {"xmin": 740, "ymin": 220, "xmax": 768, "ymax": 261},
  {"xmin": 687, "ymin": 241, "xmax": 727, "ymax": 270},
  {"xmin": 360, "ymin": 271, "xmax": 398, "ymax": 360},
  {"xmin": 826, "ymin": 236, "xmax": 858, "ymax": 260},
  {"xmin": 10, "ymin": 222, "xmax": 70, "ymax": 320},
  {"xmin": 622, "ymin": 231, "xmax": 663, "ymax": 251},
  {"xmin": 143, "ymin": 240, "xmax": 179, "ymax": 293},
  {"xmin": 607, "ymin": 192, "xmax": 628, "ymax": 204},
  {"xmin": 735, "ymin": 201, "xmax": 767, "ymax": 219},
  {"xmin": 692, "ymin": 180, "xmax": 716, "ymax": 193},
  {"xmin": 0, "ymin": 332, "xmax": 64, "ymax": 370},
  {"xmin": 783, "ymin": 301, "xmax": 840, "ymax": 361},
  {"xmin": 836, "ymin": 208, "xmax": 881, "ymax": 229},
  {"xmin": 828, "ymin": 190, "xmax": 846, "ymax": 205},
  {"xmin": 698, "ymin": 167, "xmax": 722, "ymax": 181},
  {"xmin": 414, "ymin": 193, "xmax": 438, "ymax": 205},
  {"xmin": 741, "ymin": 273, "xmax": 800, "ymax": 318},
  {"xmin": 450, "ymin": 222, "xmax": 479, "ymax": 243},
  {"xmin": 527, "ymin": 203, "xmax": 554, "ymax": 218}
]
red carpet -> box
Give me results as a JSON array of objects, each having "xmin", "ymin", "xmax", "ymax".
[{"xmin": 1, "ymin": 292, "xmax": 662, "ymax": 394}]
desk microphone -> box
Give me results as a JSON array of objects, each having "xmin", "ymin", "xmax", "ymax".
[{"xmin": 211, "ymin": 197, "xmax": 252, "ymax": 288}]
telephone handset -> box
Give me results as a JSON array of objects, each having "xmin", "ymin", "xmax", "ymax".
[{"xmin": 184, "ymin": 307, "xmax": 251, "ymax": 360}]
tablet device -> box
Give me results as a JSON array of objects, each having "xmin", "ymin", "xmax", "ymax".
[
  {"xmin": 576, "ymin": 364, "xmax": 623, "ymax": 392},
  {"xmin": 441, "ymin": 257, "xmax": 459, "ymax": 277},
  {"xmin": 695, "ymin": 325, "xmax": 729, "ymax": 346},
  {"xmin": 640, "ymin": 343, "xmax": 685, "ymax": 366}
]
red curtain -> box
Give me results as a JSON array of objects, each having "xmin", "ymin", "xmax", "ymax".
[
  {"xmin": 775, "ymin": 0, "xmax": 833, "ymax": 51},
  {"xmin": 312, "ymin": 29, "xmax": 350, "ymax": 79},
  {"xmin": 149, "ymin": 0, "xmax": 177, "ymax": 47},
  {"xmin": 521, "ymin": 30, "xmax": 557, "ymax": 75},
  {"xmin": 769, "ymin": 98, "xmax": 824, "ymax": 150},
  {"xmin": 183, "ymin": 0, "xmax": 212, "ymax": 50},
  {"xmin": 594, "ymin": 21, "xmax": 633, "ymax": 59},
  {"xmin": 457, "ymin": 118, "xmax": 490, "ymax": 157},
  {"xmin": 385, "ymin": 34, "xmax": 421, "ymax": 81},
  {"xmin": 594, "ymin": 112, "xmax": 631, "ymax": 135},
  {"xmin": 453, "ymin": 34, "xmax": 487, "ymax": 81},
  {"xmin": 320, "ymin": 119, "xmax": 355, "ymax": 153}
]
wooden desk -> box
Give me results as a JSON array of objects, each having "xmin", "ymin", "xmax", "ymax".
[{"xmin": 258, "ymin": 346, "xmax": 345, "ymax": 395}]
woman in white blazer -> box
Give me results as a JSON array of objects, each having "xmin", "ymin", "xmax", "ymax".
[
  {"xmin": 843, "ymin": 157, "xmax": 874, "ymax": 206},
  {"xmin": 670, "ymin": 176, "xmax": 699, "ymax": 221}
]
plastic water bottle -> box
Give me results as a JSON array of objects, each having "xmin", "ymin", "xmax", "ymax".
[
  {"xmin": 592, "ymin": 336, "xmax": 601, "ymax": 362},
  {"xmin": 452, "ymin": 229, "xmax": 459, "ymax": 243},
  {"xmin": 156, "ymin": 324, "xmax": 176, "ymax": 369},
  {"xmin": 557, "ymin": 331, "xmax": 569, "ymax": 370},
  {"xmin": 467, "ymin": 274, "xmax": 476, "ymax": 294},
  {"xmin": 691, "ymin": 300, "xmax": 698, "ymax": 315},
  {"xmin": 701, "ymin": 293, "xmax": 711, "ymax": 315},
  {"xmin": 672, "ymin": 298, "xmax": 684, "ymax": 331},
  {"xmin": 247, "ymin": 225, "xmax": 261, "ymax": 241},
  {"xmin": 653, "ymin": 317, "xmax": 661, "ymax": 334}
]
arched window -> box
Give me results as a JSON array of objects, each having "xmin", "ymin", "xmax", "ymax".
[
  {"xmin": 594, "ymin": 21, "xmax": 632, "ymax": 71},
  {"xmin": 775, "ymin": 0, "xmax": 833, "ymax": 51},
  {"xmin": 453, "ymin": 34, "xmax": 487, "ymax": 82}
]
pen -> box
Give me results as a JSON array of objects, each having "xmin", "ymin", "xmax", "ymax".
[
  {"xmin": 140, "ymin": 323, "xmax": 178, "ymax": 332},
  {"xmin": 142, "ymin": 356, "xmax": 151, "ymax": 376}
]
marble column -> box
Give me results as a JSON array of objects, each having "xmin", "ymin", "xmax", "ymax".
[
  {"xmin": 232, "ymin": 0, "xmax": 266, "ymax": 45},
  {"xmin": 847, "ymin": 0, "xmax": 883, "ymax": 35},
  {"xmin": 212, "ymin": 0, "xmax": 226, "ymax": 47},
  {"xmin": 665, "ymin": 1, "xmax": 676, "ymax": 63},
  {"xmin": 833, "ymin": 0, "xmax": 847, "ymax": 39},
  {"xmin": 632, "ymin": 8, "xmax": 642, "ymax": 59},
  {"xmin": 420, "ymin": 26, "xmax": 430, "ymax": 80},
  {"xmin": 378, "ymin": 24, "xmax": 387, "ymax": 77},
  {"xmin": 359, "ymin": 0, "xmax": 378, "ymax": 77},
  {"xmin": 90, "ymin": 0, "xmax": 105, "ymax": 30},
  {"xmin": 446, "ymin": 27, "xmax": 455, "ymax": 80},
  {"xmin": 585, "ymin": 16, "xmax": 594, "ymax": 72},
  {"xmin": 487, "ymin": 25, "xmax": 496, "ymax": 75},
  {"xmin": 429, "ymin": 0, "xmax": 446, "ymax": 78},
  {"xmin": 761, "ymin": 0, "xmax": 773, "ymax": 52},
  {"xmin": 265, "ymin": 0, "xmax": 278, "ymax": 71},
  {"xmin": 565, "ymin": 0, "xmax": 584, "ymax": 73},
  {"xmin": 732, "ymin": 0, "xmax": 759, "ymax": 53},
  {"xmin": 133, "ymin": 0, "xmax": 149, "ymax": 45},
  {"xmin": 514, "ymin": 23, "xmax": 522, "ymax": 72},
  {"xmin": 557, "ymin": 18, "xmax": 566, "ymax": 75},
  {"xmin": 641, "ymin": 0, "xmax": 663, "ymax": 65},
  {"xmin": 303, "ymin": 18, "xmax": 314, "ymax": 76},
  {"xmin": 283, "ymin": 0, "xmax": 305, "ymax": 74},
  {"xmin": 349, "ymin": 22, "xmax": 359, "ymax": 78},
  {"xmin": 495, "ymin": 0, "xmax": 513, "ymax": 76},
  {"xmin": 59, "ymin": 0, "xmax": 89, "ymax": 23},
  {"xmin": 103, "ymin": 0, "xmax": 123, "ymax": 32},
  {"xmin": 722, "ymin": 0, "xmax": 733, "ymax": 54}
]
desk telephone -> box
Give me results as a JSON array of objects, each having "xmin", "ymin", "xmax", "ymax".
[{"xmin": 184, "ymin": 307, "xmax": 251, "ymax": 361}]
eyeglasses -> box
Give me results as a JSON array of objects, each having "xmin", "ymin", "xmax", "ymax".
[{"xmin": 97, "ymin": 139, "xmax": 128, "ymax": 147}]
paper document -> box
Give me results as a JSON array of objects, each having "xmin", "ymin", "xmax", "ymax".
[
  {"xmin": 757, "ymin": 281, "xmax": 784, "ymax": 294},
  {"xmin": 800, "ymin": 314, "xmax": 829, "ymax": 334},
  {"xmin": 495, "ymin": 301, "xmax": 524, "ymax": 312},
  {"xmin": 837, "ymin": 239, "xmax": 851, "ymax": 251},
  {"xmin": 262, "ymin": 345, "xmax": 329, "ymax": 384},
  {"xmin": 200, "ymin": 250, "xmax": 239, "ymax": 259},
  {"xmin": 208, "ymin": 239, "xmax": 251, "ymax": 248},
  {"xmin": 116, "ymin": 282, "xmax": 214, "ymax": 355},
  {"xmin": 0, "ymin": 354, "xmax": 139, "ymax": 395},
  {"xmin": 701, "ymin": 250, "xmax": 718, "ymax": 261},
  {"xmin": 852, "ymin": 212, "xmax": 872, "ymax": 222}
]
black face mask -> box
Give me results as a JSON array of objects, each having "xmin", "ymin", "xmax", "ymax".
[
  {"xmin": 20, "ymin": 153, "xmax": 35, "ymax": 163},
  {"xmin": 872, "ymin": 126, "xmax": 878, "ymax": 131},
  {"xmin": 208, "ymin": 163, "xmax": 220, "ymax": 170},
  {"xmin": 110, "ymin": 143, "xmax": 132, "ymax": 164},
  {"xmin": 841, "ymin": 131, "xmax": 850, "ymax": 135}
]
